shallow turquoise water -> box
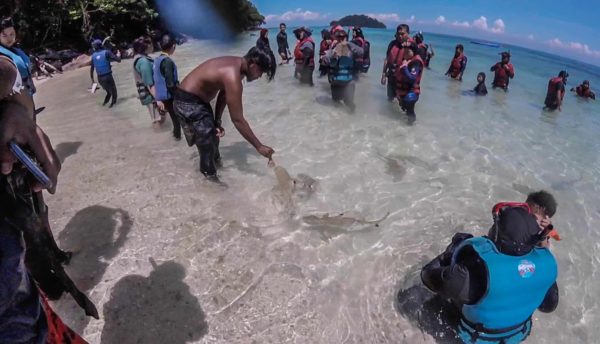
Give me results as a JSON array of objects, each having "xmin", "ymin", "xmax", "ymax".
[{"xmin": 56, "ymin": 28, "xmax": 599, "ymax": 342}]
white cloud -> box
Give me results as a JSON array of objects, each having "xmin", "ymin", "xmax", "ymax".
[
  {"xmin": 547, "ymin": 38, "xmax": 563, "ymax": 48},
  {"xmin": 438, "ymin": 15, "xmax": 506, "ymax": 33},
  {"xmin": 265, "ymin": 8, "xmax": 326, "ymax": 23},
  {"xmin": 527, "ymin": 34, "xmax": 535, "ymax": 40},
  {"xmin": 366, "ymin": 13, "xmax": 401, "ymax": 22},
  {"xmin": 366, "ymin": 13, "xmax": 415, "ymax": 24},
  {"xmin": 547, "ymin": 38, "xmax": 600, "ymax": 57},
  {"xmin": 452, "ymin": 21, "xmax": 470, "ymax": 28},
  {"xmin": 472, "ymin": 16, "xmax": 487, "ymax": 30},
  {"xmin": 491, "ymin": 19, "xmax": 505, "ymax": 34}
]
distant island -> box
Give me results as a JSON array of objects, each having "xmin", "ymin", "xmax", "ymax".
[{"xmin": 336, "ymin": 15, "xmax": 386, "ymax": 29}]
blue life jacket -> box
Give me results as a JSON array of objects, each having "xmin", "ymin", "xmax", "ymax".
[
  {"xmin": 153, "ymin": 54, "xmax": 178, "ymax": 101},
  {"xmin": 0, "ymin": 45, "xmax": 30, "ymax": 78},
  {"xmin": 329, "ymin": 55, "xmax": 354, "ymax": 85},
  {"xmin": 451, "ymin": 237, "xmax": 557, "ymax": 343},
  {"xmin": 92, "ymin": 50, "xmax": 112, "ymax": 76}
]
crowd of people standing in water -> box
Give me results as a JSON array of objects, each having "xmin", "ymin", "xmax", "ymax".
[{"xmin": 0, "ymin": 12, "xmax": 595, "ymax": 343}]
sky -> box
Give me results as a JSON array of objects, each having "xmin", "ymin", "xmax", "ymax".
[{"xmin": 252, "ymin": 0, "xmax": 600, "ymax": 66}]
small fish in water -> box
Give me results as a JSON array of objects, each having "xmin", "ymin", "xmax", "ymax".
[
  {"xmin": 273, "ymin": 166, "xmax": 317, "ymax": 194},
  {"xmin": 272, "ymin": 165, "xmax": 317, "ymax": 214},
  {"xmin": 395, "ymin": 155, "xmax": 437, "ymax": 171},
  {"xmin": 302, "ymin": 212, "xmax": 390, "ymax": 228},
  {"xmin": 381, "ymin": 156, "xmax": 407, "ymax": 181}
]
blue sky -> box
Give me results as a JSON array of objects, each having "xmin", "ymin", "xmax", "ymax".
[{"xmin": 252, "ymin": 0, "xmax": 600, "ymax": 66}]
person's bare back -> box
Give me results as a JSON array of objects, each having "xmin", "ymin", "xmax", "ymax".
[
  {"xmin": 179, "ymin": 56, "xmax": 244, "ymax": 103},
  {"xmin": 173, "ymin": 47, "xmax": 277, "ymax": 175}
]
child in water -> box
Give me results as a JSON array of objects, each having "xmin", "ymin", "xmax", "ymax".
[{"xmin": 473, "ymin": 72, "xmax": 487, "ymax": 95}]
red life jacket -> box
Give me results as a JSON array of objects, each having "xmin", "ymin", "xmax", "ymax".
[
  {"xmin": 492, "ymin": 62, "xmax": 514, "ymax": 88},
  {"xmin": 576, "ymin": 85, "xmax": 592, "ymax": 98},
  {"xmin": 395, "ymin": 55, "xmax": 424, "ymax": 97},
  {"xmin": 386, "ymin": 37, "xmax": 414, "ymax": 73},
  {"xmin": 294, "ymin": 37, "xmax": 315, "ymax": 66},
  {"xmin": 353, "ymin": 37, "xmax": 369, "ymax": 65},
  {"xmin": 449, "ymin": 53, "xmax": 465, "ymax": 78},
  {"xmin": 386, "ymin": 42, "xmax": 404, "ymax": 75},
  {"xmin": 417, "ymin": 43, "xmax": 427, "ymax": 61},
  {"xmin": 546, "ymin": 76, "xmax": 564, "ymax": 101},
  {"xmin": 319, "ymin": 39, "xmax": 331, "ymax": 57}
]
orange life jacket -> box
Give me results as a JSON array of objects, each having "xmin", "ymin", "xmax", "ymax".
[
  {"xmin": 492, "ymin": 62, "xmax": 514, "ymax": 88},
  {"xmin": 546, "ymin": 76, "xmax": 564, "ymax": 101},
  {"xmin": 294, "ymin": 37, "xmax": 315, "ymax": 66},
  {"xmin": 395, "ymin": 55, "xmax": 424, "ymax": 97},
  {"xmin": 449, "ymin": 53, "xmax": 465, "ymax": 78},
  {"xmin": 319, "ymin": 39, "xmax": 331, "ymax": 57},
  {"xmin": 576, "ymin": 85, "xmax": 592, "ymax": 98}
]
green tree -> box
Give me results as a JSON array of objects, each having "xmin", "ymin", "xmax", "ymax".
[{"xmin": 208, "ymin": 0, "xmax": 265, "ymax": 33}]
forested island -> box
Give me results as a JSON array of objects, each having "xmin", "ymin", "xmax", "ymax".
[
  {"xmin": 0, "ymin": 0, "xmax": 265, "ymax": 52},
  {"xmin": 336, "ymin": 15, "xmax": 386, "ymax": 29}
]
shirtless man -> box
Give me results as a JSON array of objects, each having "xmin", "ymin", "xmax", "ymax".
[{"xmin": 173, "ymin": 47, "xmax": 276, "ymax": 179}]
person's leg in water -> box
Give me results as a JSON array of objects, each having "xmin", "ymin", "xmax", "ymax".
[
  {"xmin": 331, "ymin": 84, "xmax": 343, "ymax": 103},
  {"xmin": 404, "ymin": 99, "xmax": 417, "ymax": 124},
  {"xmin": 387, "ymin": 76, "xmax": 396, "ymax": 102},
  {"xmin": 196, "ymin": 135, "xmax": 218, "ymax": 179},
  {"xmin": 343, "ymin": 82, "xmax": 356, "ymax": 112},
  {"xmin": 302, "ymin": 66, "xmax": 315, "ymax": 86},
  {"xmin": 164, "ymin": 99, "xmax": 181, "ymax": 140},
  {"xmin": 147, "ymin": 103, "xmax": 161, "ymax": 128}
]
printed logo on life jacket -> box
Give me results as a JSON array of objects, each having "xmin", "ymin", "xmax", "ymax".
[{"xmin": 518, "ymin": 260, "xmax": 536, "ymax": 278}]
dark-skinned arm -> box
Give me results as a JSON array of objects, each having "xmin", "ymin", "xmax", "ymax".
[
  {"xmin": 224, "ymin": 77, "xmax": 262, "ymax": 149},
  {"xmin": 215, "ymin": 90, "xmax": 226, "ymax": 127}
]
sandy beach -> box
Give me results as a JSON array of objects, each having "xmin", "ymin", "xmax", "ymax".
[{"xmin": 35, "ymin": 33, "xmax": 599, "ymax": 344}]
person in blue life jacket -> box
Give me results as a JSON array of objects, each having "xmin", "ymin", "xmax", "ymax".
[
  {"xmin": 322, "ymin": 28, "xmax": 363, "ymax": 112},
  {"xmin": 421, "ymin": 203, "xmax": 559, "ymax": 343},
  {"xmin": 90, "ymin": 39, "xmax": 121, "ymax": 107},
  {"xmin": 153, "ymin": 34, "xmax": 182, "ymax": 141},
  {"xmin": 0, "ymin": 17, "xmax": 36, "ymax": 110},
  {"xmin": 132, "ymin": 36, "xmax": 164, "ymax": 128}
]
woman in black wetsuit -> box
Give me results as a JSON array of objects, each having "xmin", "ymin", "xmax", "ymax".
[{"xmin": 256, "ymin": 29, "xmax": 271, "ymax": 53}]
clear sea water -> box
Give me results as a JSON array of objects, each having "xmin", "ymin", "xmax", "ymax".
[{"xmin": 44, "ymin": 27, "xmax": 600, "ymax": 343}]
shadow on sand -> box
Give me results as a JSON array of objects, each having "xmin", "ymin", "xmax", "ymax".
[
  {"xmin": 220, "ymin": 141, "xmax": 264, "ymax": 175},
  {"xmin": 100, "ymin": 260, "xmax": 208, "ymax": 344},
  {"xmin": 395, "ymin": 284, "xmax": 462, "ymax": 344},
  {"xmin": 54, "ymin": 141, "xmax": 83, "ymax": 163},
  {"xmin": 56, "ymin": 205, "xmax": 133, "ymax": 332}
]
